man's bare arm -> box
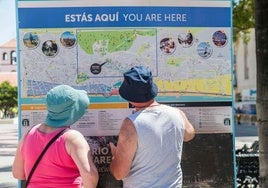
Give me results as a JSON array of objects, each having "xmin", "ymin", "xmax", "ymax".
[
  {"xmin": 109, "ymin": 118, "xmax": 137, "ymax": 180},
  {"xmin": 179, "ymin": 110, "xmax": 195, "ymax": 142}
]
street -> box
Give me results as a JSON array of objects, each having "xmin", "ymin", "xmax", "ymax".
[
  {"xmin": 234, "ymin": 122, "xmax": 258, "ymax": 150},
  {"xmin": 235, "ymin": 122, "xmax": 258, "ymax": 137},
  {"xmin": 0, "ymin": 119, "xmax": 258, "ymax": 188}
]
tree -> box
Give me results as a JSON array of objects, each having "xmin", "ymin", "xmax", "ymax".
[
  {"xmin": 233, "ymin": 0, "xmax": 268, "ymax": 187},
  {"xmin": 233, "ymin": 0, "xmax": 254, "ymax": 43},
  {"xmin": 0, "ymin": 81, "xmax": 18, "ymax": 118},
  {"xmin": 254, "ymin": 0, "xmax": 268, "ymax": 187}
]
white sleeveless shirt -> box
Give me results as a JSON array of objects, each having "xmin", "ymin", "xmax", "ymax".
[{"xmin": 123, "ymin": 104, "xmax": 185, "ymax": 188}]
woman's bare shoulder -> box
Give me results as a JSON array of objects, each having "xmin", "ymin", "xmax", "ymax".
[{"xmin": 65, "ymin": 129, "xmax": 88, "ymax": 145}]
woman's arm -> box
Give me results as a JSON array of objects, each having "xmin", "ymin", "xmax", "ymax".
[
  {"xmin": 12, "ymin": 136, "xmax": 26, "ymax": 180},
  {"xmin": 65, "ymin": 130, "xmax": 99, "ymax": 188}
]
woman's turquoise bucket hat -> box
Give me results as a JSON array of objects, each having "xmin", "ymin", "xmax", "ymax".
[{"xmin": 45, "ymin": 85, "xmax": 89, "ymax": 127}]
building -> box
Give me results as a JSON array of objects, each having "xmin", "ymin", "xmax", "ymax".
[
  {"xmin": 0, "ymin": 38, "xmax": 17, "ymax": 86},
  {"xmin": 233, "ymin": 29, "xmax": 257, "ymax": 124},
  {"xmin": 233, "ymin": 29, "xmax": 256, "ymax": 102}
]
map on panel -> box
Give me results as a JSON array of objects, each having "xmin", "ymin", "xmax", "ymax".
[{"xmin": 20, "ymin": 28, "xmax": 231, "ymax": 101}]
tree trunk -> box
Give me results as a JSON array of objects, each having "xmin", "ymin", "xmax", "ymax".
[{"xmin": 254, "ymin": 0, "xmax": 268, "ymax": 187}]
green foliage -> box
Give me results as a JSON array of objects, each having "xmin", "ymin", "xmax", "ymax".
[
  {"xmin": 233, "ymin": 0, "xmax": 255, "ymax": 43},
  {"xmin": 0, "ymin": 81, "xmax": 18, "ymax": 118}
]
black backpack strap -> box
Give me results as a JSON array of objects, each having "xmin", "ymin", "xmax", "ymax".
[{"xmin": 25, "ymin": 128, "xmax": 67, "ymax": 187}]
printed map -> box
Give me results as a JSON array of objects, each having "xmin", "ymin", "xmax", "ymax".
[{"xmin": 19, "ymin": 28, "xmax": 232, "ymax": 101}]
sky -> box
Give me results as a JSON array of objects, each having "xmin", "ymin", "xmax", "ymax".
[{"xmin": 0, "ymin": 0, "xmax": 16, "ymax": 46}]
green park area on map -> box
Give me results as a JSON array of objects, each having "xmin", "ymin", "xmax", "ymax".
[{"xmin": 77, "ymin": 29, "xmax": 156, "ymax": 55}]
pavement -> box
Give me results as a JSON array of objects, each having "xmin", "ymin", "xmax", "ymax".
[
  {"xmin": 0, "ymin": 118, "xmax": 18, "ymax": 188},
  {"xmin": 0, "ymin": 119, "xmax": 258, "ymax": 188}
]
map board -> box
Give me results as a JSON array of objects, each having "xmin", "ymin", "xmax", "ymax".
[{"xmin": 17, "ymin": 0, "xmax": 234, "ymax": 187}]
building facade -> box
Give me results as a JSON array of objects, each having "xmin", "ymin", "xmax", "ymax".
[
  {"xmin": 234, "ymin": 29, "xmax": 256, "ymax": 102},
  {"xmin": 233, "ymin": 29, "xmax": 257, "ymax": 125},
  {"xmin": 0, "ymin": 38, "xmax": 17, "ymax": 86}
]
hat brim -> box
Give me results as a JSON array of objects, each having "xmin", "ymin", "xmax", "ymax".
[{"xmin": 45, "ymin": 89, "xmax": 89, "ymax": 127}]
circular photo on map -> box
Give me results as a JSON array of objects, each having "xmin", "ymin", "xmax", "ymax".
[
  {"xmin": 197, "ymin": 42, "xmax": 213, "ymax": 59},
  {"xmin": 177, "ymin": 31, "xmax": 194, "ymax": 48},
  {"xmin": 212, "ymin": 30, "xmax": 228, "ymax": 47},
  {"xmin": 60, "ymin": 31, "xmax": 76, "ymax": 48},
  {"xmin": 42, "ymin": 40, "xmax": 58, "ymax": 57},
  {"xmin": 160, "ymin": 37, "xmax": 176, "ymax": 54},
  {"xmin": 23, "ymin": 32, "xmax": 39, "ymax": 49}
]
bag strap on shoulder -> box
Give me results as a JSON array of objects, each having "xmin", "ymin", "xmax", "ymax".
[{"xmin": 25, "ymin": 128, "xmax": 67, "ymax": 187}]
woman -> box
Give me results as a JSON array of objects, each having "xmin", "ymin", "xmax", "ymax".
[{"xmin": 12, "ymin": 85, "xmax": 99, "ymax": 188}]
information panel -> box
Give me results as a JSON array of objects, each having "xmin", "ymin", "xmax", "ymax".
[{"xmin": 17, "ymin": 0, "xmax": 234, "ymax": 187}]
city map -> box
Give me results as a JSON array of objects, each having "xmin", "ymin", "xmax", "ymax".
[{"xmin": 19, "ymin": 27, "xmax": 231, "ymax": 101}]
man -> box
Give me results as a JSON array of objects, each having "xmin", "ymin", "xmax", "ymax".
[{"xmin": 109, "ymin": 66, "xmax": 195, "ymax": 188}]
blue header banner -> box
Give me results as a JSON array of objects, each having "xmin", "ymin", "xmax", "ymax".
[{"xmin": 18, "ymin": 6, "xmax": 231, "ymax": 28}]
